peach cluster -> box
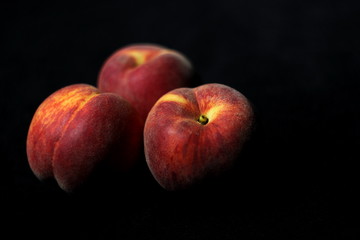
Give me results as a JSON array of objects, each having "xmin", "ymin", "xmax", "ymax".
[{"xmin": 26, "ymin": 43, "xmax": 253, "ymax": 192}]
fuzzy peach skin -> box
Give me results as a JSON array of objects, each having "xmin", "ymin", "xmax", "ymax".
[
  {"xmin": 26, "ymin": 84, "xmax": 142, "ymax": 192},
  {"xmin": 144, "ymin": 83, "xmax": 254, "ymax": 191},
  {"xmin": 97, "ymin": 44, "xmax": 193, "ymax": 123}
]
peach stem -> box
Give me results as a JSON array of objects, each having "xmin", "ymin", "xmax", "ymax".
[{"xmin": 197, "ymin": 115, "xmax": 209, "ymax": 125}]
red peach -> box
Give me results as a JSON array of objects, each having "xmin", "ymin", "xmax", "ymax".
[
  {"xmin": 97, "ymin": 44, "xmax": 193, "ymax": 123},
  {"xmin": 26, "ymin": 84, "xmax": 141, "ymax": 192},
  {"xmin": 144, "ymin": 83, "xmax": 254, "ymax": 190}
]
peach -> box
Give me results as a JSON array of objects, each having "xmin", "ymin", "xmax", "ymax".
[
  {"xmin": 144, "ymin": 83, "xmax": 254, "ymax": 190},
  {"xmin": 26, "ymin": 84, "xmax": 141, "ymax": 192},
  {"xmin": 97, "ymin": 44, "xmax": 193, "ymax": 123}
]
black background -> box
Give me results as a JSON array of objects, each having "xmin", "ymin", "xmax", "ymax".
[{"xmin": 2, "ymin": 0, "xmax": 359, "ymax": 239}]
